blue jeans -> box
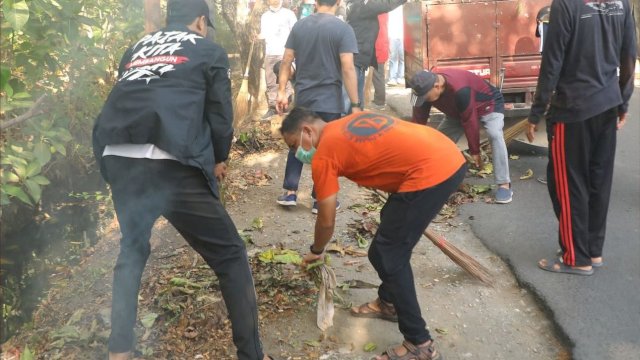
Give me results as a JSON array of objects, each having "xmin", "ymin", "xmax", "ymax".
[
  {"xmin": 283, "ymin": 112, "xmax": 342, "ymax": 196},
  {"xmin": 438, "ymin": 112, "xmax": 510, "ymax": 185},
  {"xmin": 342, "ymin": 65, "xmax": 367, "ymax": 115},
  {"xmin": 388, "ymin": 38, "xmax": 404, "ymax": 83}
]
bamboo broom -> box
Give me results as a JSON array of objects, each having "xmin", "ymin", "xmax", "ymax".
[
  {"xmin": 233, "ymin": 40, "xmax": 255, "ymax": 127},
  {"xmin": 423, "ymin": 228, "xmax": 493, "ymax": 286},
  {"xmin": 502, "ymin": 117, "xmax": 530, "ymax": 145},
  {"xmin": 369, "ymin": 189, "xmax": 494, "ymax": 286},
  {"xmin": 503, "ymin": 117, "xmax": 530, "ymax": 143}
]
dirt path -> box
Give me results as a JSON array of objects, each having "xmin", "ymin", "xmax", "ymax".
[
  {"xmin": 2, "ymin": 118, "xmax": 568, "ymax": 360},
  {"xmin": 226, "ymin": 146, "xmax": 568, "ymax": 360}
]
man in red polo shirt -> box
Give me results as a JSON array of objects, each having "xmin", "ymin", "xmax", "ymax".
[
  {"xmin": 280, "ymin": 107, "xmax": 465, "ymax": 360},
  {"xmin": 410, "ymin": 68, "xmax": 512, "ymax": 204}
]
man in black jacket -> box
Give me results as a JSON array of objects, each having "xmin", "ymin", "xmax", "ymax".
[
  {"xmin": 527, "ymin": 0, "xmax": 636, "ymax": 276},
  {"xmin": 345, "ymin": 0, "xmax": 406, "ymax": 112},
  {"xmin": 93, "ymin": 1, "xmax": 271, "ymax": 359}
]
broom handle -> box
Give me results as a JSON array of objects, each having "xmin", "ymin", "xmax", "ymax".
[
  {"xmin": 372, "ymin": 189, "xmax": 456, "ymax": 248},
  {"xmin": 370, "ymin": 189, "xmax": 451, "ymax": 248},
  {"xmin": 424, "ymin": 228, "xmax": 447, "ymax": 249},
  {"xmin": 243, "ymin": 41, "xmax": 255, "ymax": 78}
]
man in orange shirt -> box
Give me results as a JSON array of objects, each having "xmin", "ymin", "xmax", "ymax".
[{"xmin": 280, "ymin": 108, "xmax": 466, "ymax": 360}]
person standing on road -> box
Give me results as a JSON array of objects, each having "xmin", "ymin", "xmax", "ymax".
[
  {"xmin": 259, "ymin": 0, "xmax": 297, "ymax": 120},
  {"xmin": 280, "ymin": 108, "xmax": 465, "ymax": 360},
  {"xmin": 527, "ymin": 0, "xmax": 636, "ymax": 275},
  {"xmin": 93, "ymin": 1, "xmax": 272, "ymax": 359},
  {"xmin": 409, "ymin": 68, "xmax": 513, "ymax": 204},
  {"xmin": 371, "ymin": 13, "xmax": 389, "ymax": 110},
  {"xmin": 387, "ymin": 5, "xmax": 404, "ymax": 86},
  {"xmin": 275, "ymin": 0, "xmax": 360, "ymax": 212},
  {"xmin": 345, "ymin": 0, "xmax": 407, "ymax": 112}
]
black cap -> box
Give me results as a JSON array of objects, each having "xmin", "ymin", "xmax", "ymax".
[
  {"xmin": 409, "ymin": 71, "xmax": 437, "ymax": 107},
  {"xmin": 167, "ymin": 0, "xmax": 214, "ymax": 29}
]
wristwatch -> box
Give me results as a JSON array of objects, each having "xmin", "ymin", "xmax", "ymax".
[
  {"xmin": 309, "ymin": 244, "xmax": 324, "ymax": 255},
  {"xmin": 350, "ymin": 101, "xmax": 361, "ymax": 108}
]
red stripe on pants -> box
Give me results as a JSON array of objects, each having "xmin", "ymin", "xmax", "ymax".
[{"xmin": 553, "ymin": 123, "xmax": 575, "ymax": 265}]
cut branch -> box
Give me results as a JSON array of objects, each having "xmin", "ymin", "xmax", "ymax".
[{"xmin": 0, "ymin": 95, "xmax": 48, "ymax": 130}]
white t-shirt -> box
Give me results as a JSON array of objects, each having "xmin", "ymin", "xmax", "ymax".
[
  {"xmin": 388, "ymin": 6, "xmax": 404, "ymax": 41},
  {"xmin": 260, "ymin": 7, "xmax": 297, "ymax": 56},
  {"xmin": 103, "ymin": 144, "xmax": 177, "ymax": 161}
]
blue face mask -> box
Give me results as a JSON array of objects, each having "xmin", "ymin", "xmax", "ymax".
[{"xmin": 295, "ymin": 130, "xmax": 316, "ymax": 164}]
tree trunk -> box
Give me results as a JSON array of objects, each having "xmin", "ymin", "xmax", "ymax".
[{"xmin": 144, "ymin": 0, "xmax": 163, "ymax": 34}]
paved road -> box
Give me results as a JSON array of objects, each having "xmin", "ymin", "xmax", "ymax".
[{"xmin": 386, "ymin": 87, "xmax": 640, "ymax": 360}]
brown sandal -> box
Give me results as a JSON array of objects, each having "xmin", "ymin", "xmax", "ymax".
[
  {"xmin": 350, "ymin": 298, "xmax": 398, "ymax": 322},
  {"xmin": 377, "ymin": 340, "xmax": 442, "ymax": 360}
]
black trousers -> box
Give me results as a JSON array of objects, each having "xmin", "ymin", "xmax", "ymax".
[
  {"xmin": 103, "ymin": 157, "xmax": 264, "ymax": 359},
  {"xmin": 372, "ymin": 62, "xmax": 386, "ymax": 105},
  {"xmin": 546, "ymin": 108, "xmax": 617, "ymax": 266},
  {"xmin": 368, "ymin": 164, "xmax": 466, "ymax": 345}
]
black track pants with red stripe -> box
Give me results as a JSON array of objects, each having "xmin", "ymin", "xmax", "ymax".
[{"xmin": 545, "ymin": 108, "xmax": 617, "ymax": 267}]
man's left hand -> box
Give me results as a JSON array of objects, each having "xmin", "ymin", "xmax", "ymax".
[
  {"xmin": 214, "ymin": 162, "xmax": 227, "ymax": 182},
  {"xmin": 617, "ymin": 112, "xmax": 627, "ymax": 130}
]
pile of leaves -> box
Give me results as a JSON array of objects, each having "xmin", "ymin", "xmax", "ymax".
[
  {"xmin": 232, "ymin": 125, "xmax": 283, "ymax": 154},
  {"xmin": 1, "ymin": 236, "xmax": 327, "ymax": 359}
]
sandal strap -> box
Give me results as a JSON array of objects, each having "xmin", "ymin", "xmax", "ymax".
[
  {"xmin": 383, "ymin": 346, "xmax": 411, "ymax": 360},
  {"xmin": 377, "ymin": 298, "xmax": 397, "ymax": 315},
  {"xmin": 402, "ymin": 340, "xmax": 437, "ymax": 360}
]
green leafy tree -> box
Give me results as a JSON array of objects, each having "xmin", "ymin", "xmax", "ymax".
[
  {"xmin": 0, "ymin": 0, "xmax": 145, "ymax": 341},
  {"xmin": 1, "ymin": 0, "xmax": 144, "ymax": 208}
]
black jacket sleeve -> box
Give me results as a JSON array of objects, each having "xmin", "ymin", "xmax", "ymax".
[
  {"xmin": 411, "ymin": 103, "xmax": 431, "ymax": 125},
  {"xmin": 205, "ymin": 49, "xmax": 234, "ymax": 164},
  {"xmin": 618, "ymin": 3, "xmax": 637, "ymax": 114},
  {"xmin": 528, "ymin": 0, "xmax": 572, "ymax": 124},
  {"xmin": 349, "ymin": 0, "xmax": 407, "ymax": 19}
]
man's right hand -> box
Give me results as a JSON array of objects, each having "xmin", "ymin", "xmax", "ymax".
[
  {"xmin": 351, "ymin": 106, "xmax": 363, "ymax": 114},
  {"xmin": 276, "ymin": 90, "xmax": 288, "ymax": 115},
  {"xmin": 471, "ymin": 154, "xmax": 483, "ymax": 169},
  {"xmin": 526, "ymin": 122, "xmax": 537, "ymax": 143}
]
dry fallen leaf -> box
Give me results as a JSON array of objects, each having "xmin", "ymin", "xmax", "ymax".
[
  {"xmin": 183, "ymin": 326, "xmax": 199, "ymax": 339},
  {"xmin": 520, "ymin": 168, "xmax": 534, "ymax": 180},
  {"xmin": 435, "ymin": 327, "xmax": 448, "ymax": 335}
]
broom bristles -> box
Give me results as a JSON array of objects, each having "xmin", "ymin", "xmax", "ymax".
[
  {"xmin": 234, "ymin": 80, "xmax": 250, "ymax": 126},
  {"xmin": 369, "ymin": 189, "xmax": 494, "ymax": 286},
  {"xmin": 424, "ymin": 229, "xmax": 494, "ymax": 286},
  {"xmin": 503, "ymin": 118, "xmax": 529, "ymax": 144},
  {"xmin": 233, "ymin": 41, "xmax": 255, "ymax": 127}
]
